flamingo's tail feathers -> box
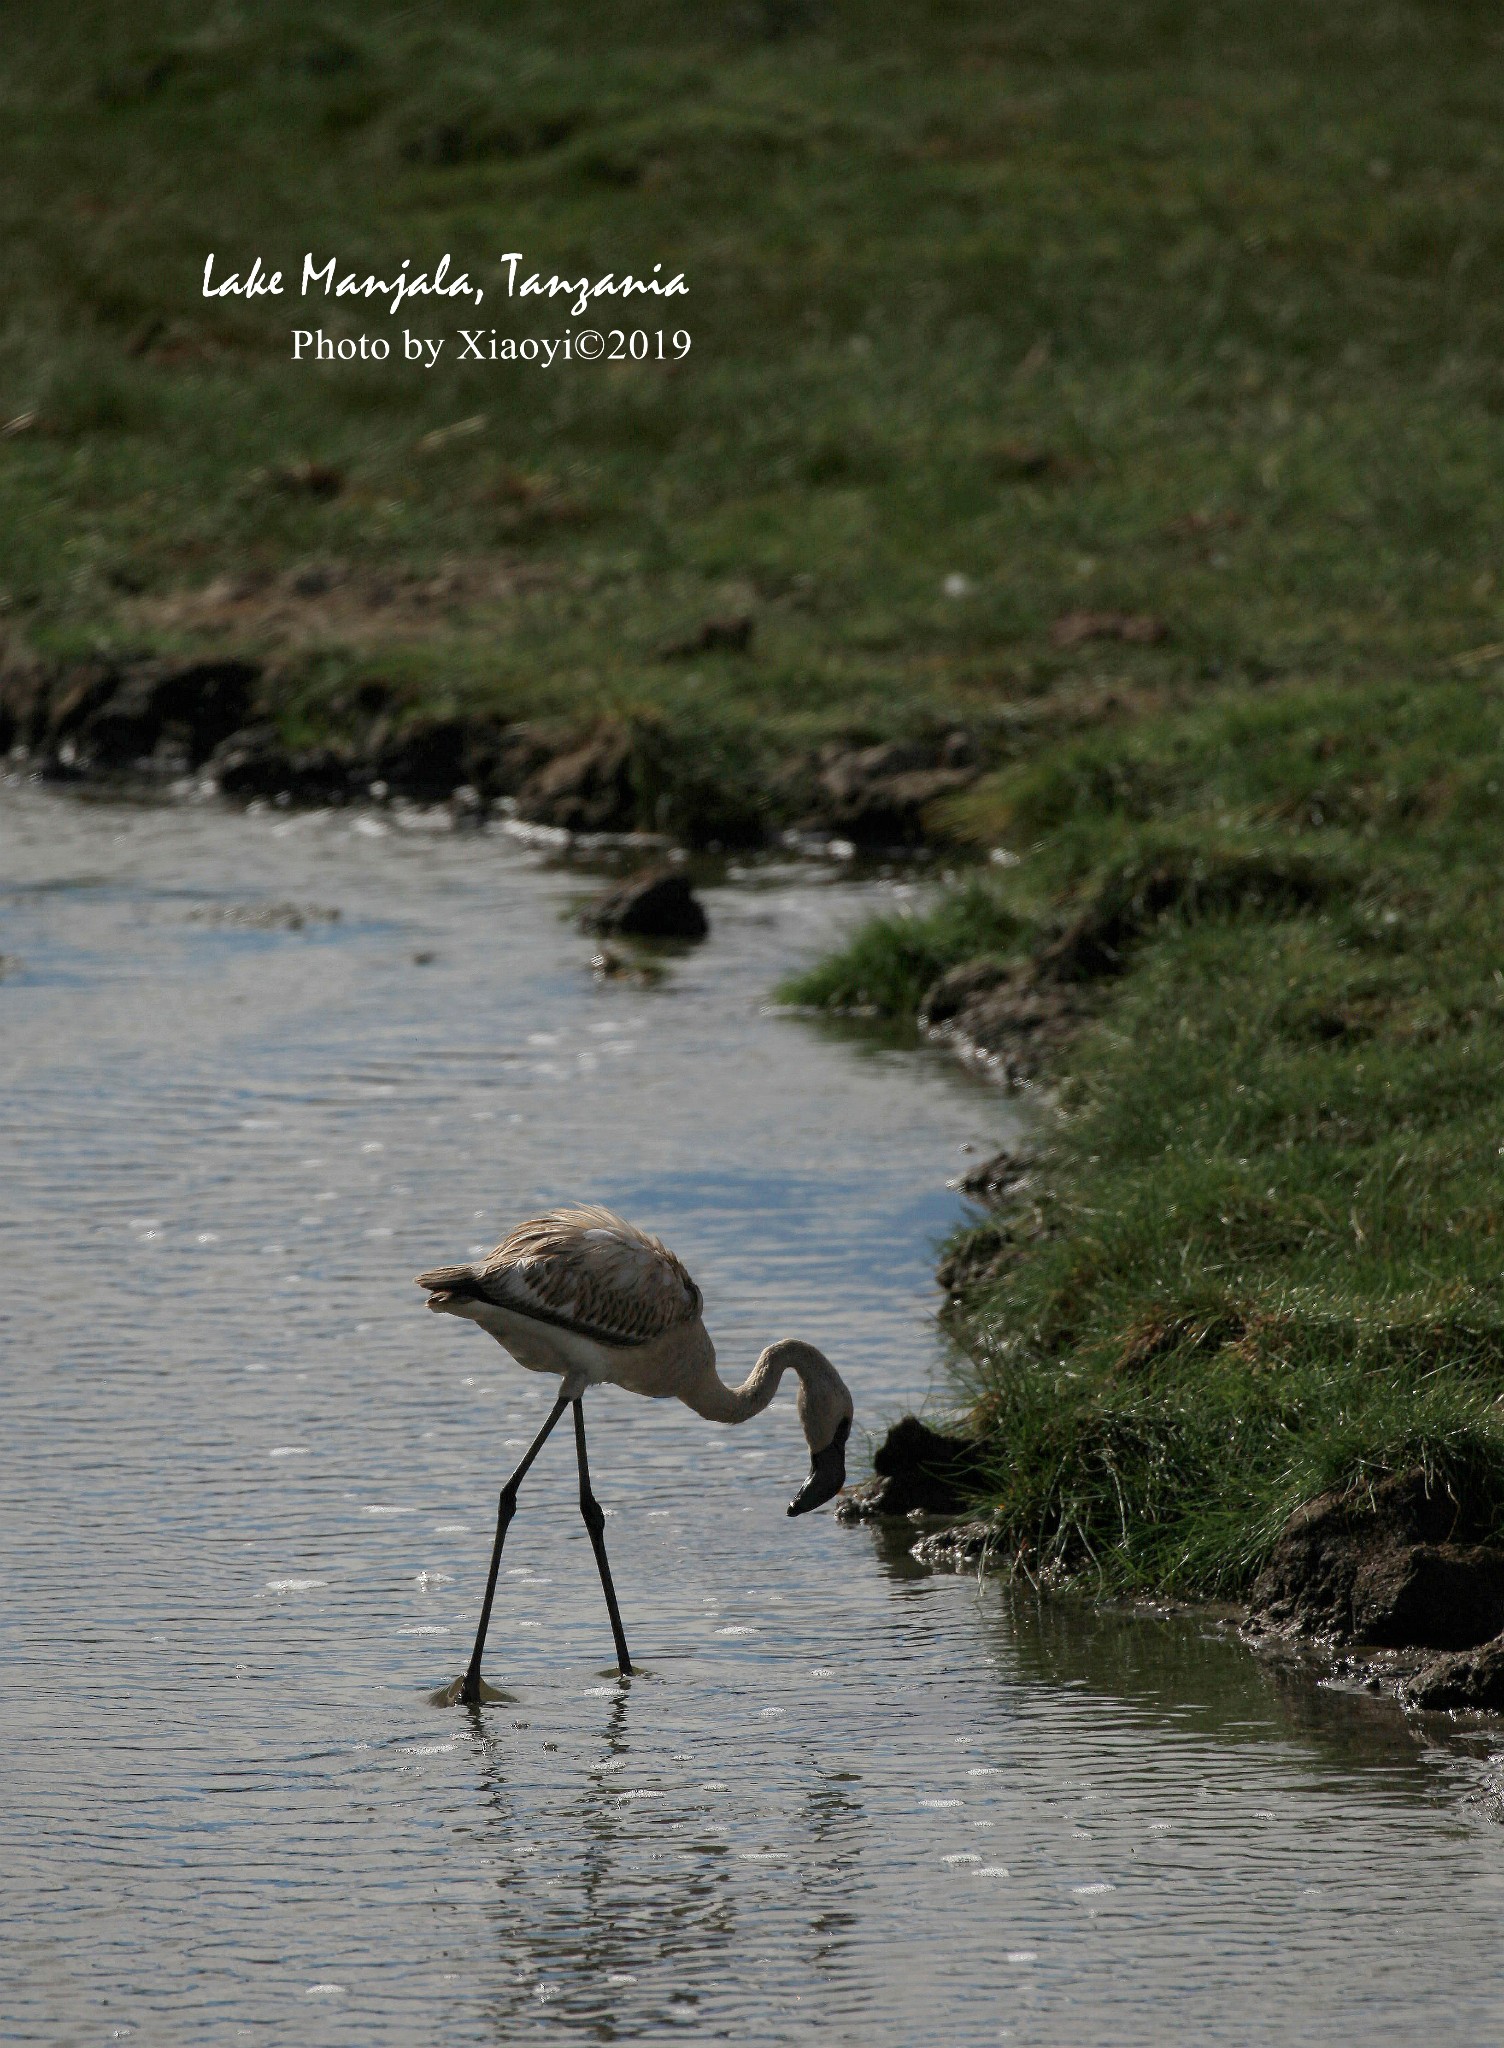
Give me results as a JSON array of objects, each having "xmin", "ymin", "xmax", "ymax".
[{"xmin": 415, "ymin": 1265, "xmax": 481, "ymax": 1296}]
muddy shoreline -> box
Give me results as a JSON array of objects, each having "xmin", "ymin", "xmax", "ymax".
[
  {"xmin": 843, "ymin": 1413, "xmax": 1504, "ymax": 1717},
  {"xmin": 0, "ymin": 645, "xmax": 989, "ymax": 852}
]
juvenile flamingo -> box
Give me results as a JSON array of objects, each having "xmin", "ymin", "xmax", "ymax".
[{"xmin": 417, "ymin": 1204, "xmax": 854, "ymax": 1702}]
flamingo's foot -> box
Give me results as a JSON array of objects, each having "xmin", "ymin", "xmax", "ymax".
[{"xmin": 429, "ymin": 1673, "xmax": 513, "ymax": 1708}]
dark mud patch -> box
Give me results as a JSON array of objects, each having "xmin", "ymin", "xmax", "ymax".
[
  {"xmin": 797, "ymin": 733, "xmax": 979, "ymax": 848},
  {"xmin": 919, "ymin": 957, "xmax": 1090, "ymax": 1086},
  {"xmin": 1240, "ymin": 1466, "xmax": 1504, "ymax": 1708},
  {"xmin": 836, "ymin": 1414, "xmax": 990, "ymax": 1522},
  {"xmin": 1248, "ymin": 1465, "xmax": 1504, "ymax": 1650},
  {"xmin": 128, "ymin": 558, "xmax": 558, "ymax": 651}
]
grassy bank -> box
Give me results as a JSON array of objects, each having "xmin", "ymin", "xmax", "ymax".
[
  {"xmin": 7, "ymin": 1, "xmax": 1504, "ymax": 812},
  {"xmin": 787, "ymin": 676, "xmax": 1504, "ymax": 1595}
]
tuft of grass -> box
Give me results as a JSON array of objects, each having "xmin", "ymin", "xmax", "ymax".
[{"xmin": 780, "ymin": 876, "xmax": 1030, "ymax": 1014}]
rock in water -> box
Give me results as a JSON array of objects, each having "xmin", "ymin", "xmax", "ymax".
[
  {"xmin": 580, "ymin": 869, "xmax": 709, "ymax": 941},
  {"xmin": 1404, "ymin": 1635, "xmax": 1504, "ymax": 1710}
]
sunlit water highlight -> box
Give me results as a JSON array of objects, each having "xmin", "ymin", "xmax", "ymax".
[{"xmin": 3, "ymin": 787, "xmax": 1504, "ymax": 2045}]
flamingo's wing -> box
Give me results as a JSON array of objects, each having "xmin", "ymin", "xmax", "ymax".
[{"xmin": 468, "ymin": 1205, "xmax": 702, "ymax": 1346}]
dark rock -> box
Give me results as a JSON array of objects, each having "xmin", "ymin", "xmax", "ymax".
[
  {"xmin": 835, "ymin": 1415, "xmax": 989, "ymax": 1521},
  {"xmin": 516, "ymin": 724, "xmax": 637, "ymax": 833},
  {"xmin": 1404, "ymin": 1635, "xmax": 1504, "ymax": 1710},
  {"xmin": 24, "ymin": 657, "xmax": 260, "ymax": 774},
  {"xmin": 210, "ymin": 727, "xmax": 357, "ymax": 802},
  {"xmin": 371, "ymin": 716, "xmax": 471, "ymax": 800},
  {"xmin": 954, "ymin": 1146, "xmax": 1036, "ymax": 1207},
  {"xmin": 918, "ymin": 958, "xmax": 1011, "ymax": 1029},
  {"xmin": 804, "ymin": 734, "xmax": 978, "ymax": 846},
  {"xmin": 210, "ymin": 727, "xmax": 287, "ymax": 796},
  {"xmin": 78, "ymin": 660, "xmax": 258, "ymax": 769},
  {"xmin": 468, "ymin": 722, "xmax": 555, "ymax": 800},
  {"xmin": 580, "ymin": 868, "xmax": 708, "ymax": 941},
  {"xmin": 1250, "ymin": 1467, "xmax": 1504, "ymax": 1649},
  {"xmin": 660, "ymin": 613, "xmax": 754, "ymax": 659},
  {"xmin": 832, "ymin": 767, "xmax": 976, "ymax": 844},
  {"xmin": 361, "ymin": 715, "xmax": 555, "ymax": 804},
  {"xmin": 910, "ymin": 1519, "xmax": 1000, "ymax": 1568}
]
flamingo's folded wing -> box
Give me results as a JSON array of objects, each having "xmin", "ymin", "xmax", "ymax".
[{"xmin": 476, "ymin": 1205, "xmax": 702, "ymax": 1345}]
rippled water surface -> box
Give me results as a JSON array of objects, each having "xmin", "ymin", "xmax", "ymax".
[{"xmin": 5, "ymin": 787, "xmax": 1504, "ymax": 2047}]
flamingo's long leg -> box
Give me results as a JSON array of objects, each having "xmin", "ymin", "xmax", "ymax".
[
  {"xmin": 573, "ymin": 1400, "xmax": 633, "ymax": 1676},
  {"xmin": 461, "ymin": 1391, "xmax": 570, "ymax": 1704}
]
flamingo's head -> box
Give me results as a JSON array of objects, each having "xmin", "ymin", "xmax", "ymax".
[{"xmin": 788, "ymin": 1412, "xmax": 851, "ymax": 1517}]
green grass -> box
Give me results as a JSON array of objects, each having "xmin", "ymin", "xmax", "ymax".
[
  {"xmin": 778, "ymin": 876, "xmax": 1029, "ymax": 1014},
  {"xmin": 787, "ymin": 675, "xmax": 1504, "ymax": 1594},
  {"xmin": 9, "ymin": 0, "xmax": 1504, "ymax": 779}
]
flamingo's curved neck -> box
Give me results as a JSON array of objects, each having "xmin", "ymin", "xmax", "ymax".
[
  {"xmin": 681, "ymin": 1339, "xmax": 852, "ymax": 1455},
  {"xmin": 681, "ymin": 1345, "xmax": 787, "ymax": 1426}
]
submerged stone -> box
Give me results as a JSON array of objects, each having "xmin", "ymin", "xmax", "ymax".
[{"xmin": 580, "ymin": 869, "xmax": 709, "ymax": 941}]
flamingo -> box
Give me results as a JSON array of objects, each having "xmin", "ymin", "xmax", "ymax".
[{"xmin": 417, "ymin": 1204, "xmax": 855, "ymax": 1703}]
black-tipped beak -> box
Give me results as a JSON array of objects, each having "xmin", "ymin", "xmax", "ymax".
[{"xmin": 787, "ymin": 1416, "xmax": 851, "ymax": 1517}]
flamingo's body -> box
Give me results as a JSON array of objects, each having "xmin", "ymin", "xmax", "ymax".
[{"xmin": 417, "ymin": 1205, "xmax": 854, "ymax": 1701}]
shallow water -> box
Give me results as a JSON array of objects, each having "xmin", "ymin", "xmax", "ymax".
[{"xmin": 3, "ymin": 786, "xmax": 1504, "ymax": 2047}]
